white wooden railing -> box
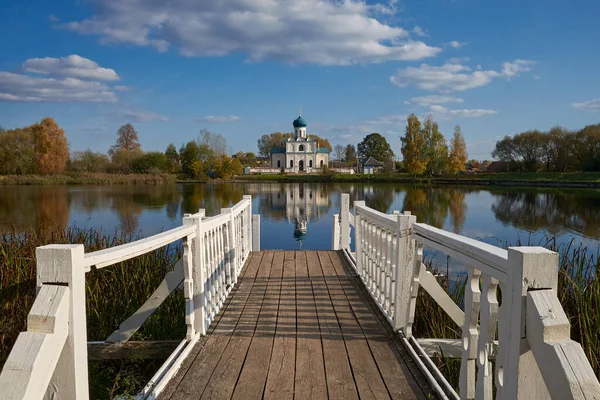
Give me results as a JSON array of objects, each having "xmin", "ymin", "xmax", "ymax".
[
  {"xmin": 0, "ymin": 196, "xmax": 259, "ymax": 400},
  {"xmin": 333, "ymin": 193, "xmax": 600, "ymax": 400}
]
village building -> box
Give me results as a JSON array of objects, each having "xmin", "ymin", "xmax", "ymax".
[{"xmin": 270, "ymin": 113, "xmax": 329, "ymax": 173}]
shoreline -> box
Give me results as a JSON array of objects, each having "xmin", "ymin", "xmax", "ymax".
[{"xmin": 2, "ymin": 172, "xmax": 600, "ymax": 189}]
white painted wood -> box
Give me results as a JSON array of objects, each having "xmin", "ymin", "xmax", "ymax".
[
  {"xmin": 331, "ymin": 214, "xmax": 341, "ymax": 250},
  {"xmin": 417, "ymin": 263, "xmax": 465, "ymax": 328},
  {"xmin": 526, "ymin": 289, "xmax": 600, "ymax": 400},
  {"xmin": 413, "ymin": 223, "xmax": 508, "ymax": 283},
  {"xmin": 355, "ymin": 203, "xmax": 398, "ymax": 231},
  {"xmin": 354, "ymin": 201, "xmax": 365, "ymax": 277},
  {"xmin": 409, "ymin": 336, "xmax": 459, "ymax": 400},
  {"xmin": 403, "ymin": 240, "xmax": 422, "ymax": 337},
  {"xmin": 83, "ymin": 225, "xmax": 195, "ymax": 270},
  {"xmin": 348, "ymin": 211, "xmax": 355, "ymax": 227},
  {"xmin": 223, "ymin": 207, "xmax": 237, "ymax": 286},
  {"xmin": 417, "ymin": 339, "xmax": 463, "ymax": 358},
  {"xmin": 252, "ymin": 214, "xmax": 260, "ymax": 251},
  {"xmin": 244, "ymin": 195, "xmax": 252, "ymax": 255},
  {"xmin": 504, "ymin": 247, "xmax": 558, "ymax": 400},
  {"xmin": 106, "ymin": 259, "xmax": 185, "ymax": 343},
  {"xmin": 394, "ymin": 212, "xmax": 416, "ymax": 331},
  {"xmin": 340, "ymin": 193, "xmax": 350, "ymax": 249},
  {"xmin": 0, "ymin": 285, "xmax": 70, "ymax": 400},
  {"xmin": 36, "ymin": 244, "xmax": 89, "ymax": 400},
  {"xmin": 459, "ymin": 267, "xmax": 480, "ymax": 400},
  {"xmin": 182, "ymin": 232, "xmax": 196, "ymax": 340},
  {"xmin": 183, "ymin": 212, "xmax": 207, "ymax": 336},
  {"xmin": 475, "ymin": 275, "xmax": 498, "ymax": 400}
]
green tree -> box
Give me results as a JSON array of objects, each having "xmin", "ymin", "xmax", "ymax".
[
  {"xmin": 257, "ymin": 132, "xmax": 294, "ymax": 156},
  {"xmin": 345, "ymin": 144, "xmax": 357, "ymax": 166},
  {"xmin": 401, "ymin": 114, "xmax": 426, "ymax": 175},
  {"xmin": 0, "ymin": 126, "xmax": 36, "ymax": 174},
  {"xmin": 574, "ymin": 123, "xmax": 600, "ymax": 171},
  {"xmin": 181, "ymin": 141, "xmax": 200, "ymax": 178},
  {"xmin": 131, "ymin": 152, "xmax": 170, "ymax": 173},
  {"xmin": 357, "ymin": 133, "xmax": 394, "ymax": 163},
  {"xmin": 197, "ymin": 129, "xmax": 227, "ymax": 157},
  {"xmin": 165, "ymin": 143, "xmax": 179, "ymax": 173},
  {"xmin": 422, "ymin": 117, "xmax": 448, "ymax": 175},
  {"xmin": 230, "ymin": 157, "xmax": 243, "ymax": 176},
  {"xmin": 448, "ymin": 125, "xmax": 468, "ymax": 174},
  {"xmin": 69, "ymin": 149, "xmax": 110, "ymax": 172},
  {"xmin": 109, "ymin": 123, "xmax": 141, "ymax": 155}
]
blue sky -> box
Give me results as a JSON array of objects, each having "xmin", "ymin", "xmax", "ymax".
[{"xmin": 1, "ymin": 0, "xmax": 599, "ymax": 159}]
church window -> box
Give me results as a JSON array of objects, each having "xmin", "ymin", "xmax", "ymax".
[
  {"xmin": 290, "ymin": 160, "xmax": 294, "ymax": 168},
  {"xmin": 320, "ymin": 160, "xmax": 324, "ymax": 167},
  {"xmin": 309, "ymin": 160, "xmax": 313, "ymax": 167},
  {"xmin": 277, "ymin": 160, "xmax": 281, "ymax": 168},
  {"xmin": 299, "ymin": 145, "xmax": 304, "ymax": 151}
]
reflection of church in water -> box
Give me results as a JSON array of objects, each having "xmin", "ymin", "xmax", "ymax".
[{"xmin": 271, "ymin": 184, "xmax": 329, "ymax": 247}]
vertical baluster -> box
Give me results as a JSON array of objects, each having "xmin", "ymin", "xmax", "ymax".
[
  {"xmin": 460, "ymin": 267, "xmax": 481, "ymax": 400},
  {"xmin": 384, "ymin": 228, "xmax": 393, "ymax": 312},
  {"xmin": 496, "ymin": 281, "xmax": 509, "ymax": 399},
  {"xmin": 476, "ymin": 275, "xmax": 499, "ymax": 400},
  {"xmin": 219, "ymin": 224, "xmax": 226, "ymax": 303},
  {"xmin": 208, "ymin": 230, "xmax": 214, "ymax": 319},
  {"xmin": 404, "ymin": 240, "xmax": 423, "ymax": 337},
  {"xmin": 182, "ymin": 234, "xmax": 195, "ymax": 340},
  {"xmin": 390, "ymin": 231, "xmax": 398, "ymax": 320},
  {"xmin": 374, "ymin": 225, "xmax": 381, "ymax": 300},
  {"xmin": 211, "ymin": 228, "xmax": 217, "ymax": 316}
]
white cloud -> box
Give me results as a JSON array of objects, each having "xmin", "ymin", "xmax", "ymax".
[
  {"xmin": 0, "ymin": 71, "xmax": 117, "ymax": 102},
  {"xmin": 447, "ymin": 40, "xmax": 467, "ymax": 48},
  {"xmin": 123, "ymin": 110, "xmax": 169, "ymax": 122},
  {"xmin": 573, "ymin": 99, "xmax": 600, "ymax": 111},
  {"xmin": 428, "ymin": 104, "xmax": 497, "ymax": 118},
  {"xmin": 198, "ymin": 115, "xmax": 240, "ymax": 123},
  {"xmin": 63, "ymin": 0, "xmax": 440, "ymax": 65},
  {"xmin": 21, "ymin": 55, "xmax": 120, "ymax": 81},
  {"xmin": 365, "ymin": 114, "xmax": 407, "ymax": 124},
  {"xmin": 390, "ymin": 59, "xmax": 535, "ymax": 92},
  {"xmin": 49, "ymin": 14, "xmax": 60, "ymax": 22},
  {"xmin": 113, "ymin": 85, "xmax": 130, "ymax": 91},
  {"xmin": 404, "ymin": 95, "xmax": 464, "ymax": 106},
  {"xmin": 412, "ymin": 25, "xmax": 428, "ymax": 37}
]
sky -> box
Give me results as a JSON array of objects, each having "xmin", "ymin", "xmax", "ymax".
[{"xmin": 1, "ymin": 0, "xmax": 600, "ymax": 160}]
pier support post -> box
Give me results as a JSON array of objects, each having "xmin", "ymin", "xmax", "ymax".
[
  {"xmin": 340, "ymin": 194, "xmax": 350, "ymax": 250},
  {"xmin": 36, "ymin": 244, "xmax": 89, "ymax": 400},
  {"xmin": 354, "ymin": 201, "xmax": 365, "ymax": 276},
  {"xmin": 331, "ymin": 214, "xmax": 340, "ymax": 250},
  {"xmin": 183, "ymin": 211, "xmax": 207, "ymax": 336}
]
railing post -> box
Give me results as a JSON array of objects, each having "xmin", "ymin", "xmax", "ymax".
[
  {"xmin": 221, "ymin": 207, "xmax": 236, "ymax": 287},
  {"xmin": 243, "ymin": 195, "xmax": 252, "ymax": 254},
  {"xmin": 354, "ymin": 201, "xmax": 365, "ymax": 276},
  {"xmin": 181, "ymin": 215, "xmax": 196, "ymax": 340},
  {"xmin": 183, "ymin": 211, "xmax": 207, "ymax": 336},
  {"xmin": 36, "ymin": 244, "xmax": 89, "ymax": 400},
  {"xmin": 500, "ymin": 247, "xmax": 558, "ymax": 400},
  {"xmin": 252, "ymin": 214, "xmax": 260, "ymax": 251},
  {"xmin": 340, "ymin": 193, "xmax": 350, "ymax": 250},
  {"xmin": 331, "ymin": 214, "xmax": 340, "ymax": 250},
  {"xmin": 393, "ymin": 211, "xmax": 417, "ymax": 333}
]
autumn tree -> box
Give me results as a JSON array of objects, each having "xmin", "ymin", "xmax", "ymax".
[
  {"xmin": 33, "ymin": 117, "xmax": 69, "ymax": 175},
  {"xmin": 308, "ymin": 134, "xmax": 332, "ymax": 152},
  {"xmin": 0, "ymin": 127, "xmax": 36, "ymax": 174},
  {"xmin": 165, "ymin": 143, "xmax": 179, "ymax": 172},
  {"xmin": 198, "ymin": 129, "xmax": 227, "ymax": 157},
  {"xmin": 70, "ymin": 150, "xmax": 110, "ymax": 173},
  {"xmin": 357, "ymin": 133, "xmax": 394, "ymax": 163},
  {"xmin": 422, "ymin": 116, "xmax": 448, "ymax": 175},
  {"xmin": 448, "ymin": 125, "xmax": 468, "ymax": 174},
  {"xmin": 110, "ymin": 123, "xmax": 141, "ymax": 155},
  {"xmin": 401, "ymin": 114, "xmax": 426, "ymax": 175},
  {"xmin": 257, "ymin": 132, "xmax": 292, "ymax": 156},
  {"xmin": 181, "ymin": 141, "xmax": 200, "ymax": 179}
]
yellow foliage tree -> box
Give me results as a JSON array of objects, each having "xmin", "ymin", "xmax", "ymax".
[
  {"xmin": 448, "ymin": 125, "xmax": 468, "ymax": 174},
  {"xmin": 401, "ymin": 114, "xmax": 427, "ymax": 175},
  {"xmin": 33, "ymin": 118, "xmax": 69, "ymax": 175}
]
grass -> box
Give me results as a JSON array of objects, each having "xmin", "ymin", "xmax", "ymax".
[
  {"xmin": 0, "ymin": 226, "xmax": 185, "ymax": 399},
  {"xmin": 235, "ymin": 172, "xmax": 600, "ymax": 186},
  {"xmin": 0, "ymin": 172, "xmax": 177, "ymax": 185},
  {"xmin": 414, "ymin": 238, "xmax": 600, "ymax": 392}
]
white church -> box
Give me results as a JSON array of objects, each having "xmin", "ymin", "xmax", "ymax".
[{"xmin": 270, "ymin": 113, "xmax": 329, "ymax": 173}]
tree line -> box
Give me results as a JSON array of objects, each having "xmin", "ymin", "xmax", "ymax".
[
  {"xmin": 0, "ymin": 119, "xmax": 248, "ymax": 179},
  {"xmin": 492, "ymin": 123, "xmax": 600, "ymax": 172}
]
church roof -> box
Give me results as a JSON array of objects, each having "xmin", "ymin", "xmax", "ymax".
[
  {"xmin": 293, "ymin": 114, "xmax": 307, "ymax": 128},
  {"xmin": 362, "ymin": 157, "xmax": 384, "ymax": 167},
  {"xmin": 270, "ymin": 147, "xmax": 286, "ymax": 154},
  {"xmin": 316, "ymin": 148, "xmax": 330, "ymax": 154}
]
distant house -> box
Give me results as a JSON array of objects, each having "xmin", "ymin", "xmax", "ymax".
[
  {"xmin": 362, "ymin": 157, "xmax": 384, "ymax": 174},
  {"xmin": 485, "ymin": 161, "xmax": 509, "ymax": 173}
]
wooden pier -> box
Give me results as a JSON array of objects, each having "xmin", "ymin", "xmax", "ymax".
[
  {"xmin": 161, "ymin": 250, "xmax": 432, "ymax": 400},
  {"xmin": 1, "ymin": 194, "xmax": 600, "ymax": 400}
]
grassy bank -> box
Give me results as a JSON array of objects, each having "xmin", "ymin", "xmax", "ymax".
[
  {"xmin": 0, "ymin": 227, "xmax": 184, "ymax": 399},
  {"xmin": 235, "ymin": 172, "xmax": 600, "ymax": 187},
  {"xmin": 0, "ymin": 172, "xmax": 176, "ymax": 185}
]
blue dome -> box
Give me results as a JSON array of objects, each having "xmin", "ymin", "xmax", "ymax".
[{"xmin": 293, "ymin": 115, "xmax": 307, "ymax": 128}]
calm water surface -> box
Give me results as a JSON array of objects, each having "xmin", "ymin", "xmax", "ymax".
[{"xmin": 2, "ymin": 183, "xmax": 600, "ymax": 271}]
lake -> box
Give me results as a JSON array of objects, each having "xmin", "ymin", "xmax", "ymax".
[{"xmin": 2, "ymin": 183, "xmax": 600, "ymax": 271}]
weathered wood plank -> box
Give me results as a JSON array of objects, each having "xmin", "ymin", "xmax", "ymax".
[
  {"xmin": 326, "ymin": 251, "xmax": 431, "ymax": 399},
  {"xmin": 308, "ymin": 252, "xmax": 359, "ymax": 400},
  {"xmin": 199, "ymin": 251, "xmax": 273, "ymax": 400},
  {"xmin": 167, "ymin": 252, "xmax": 262, "ymax": 400},
  {"xmin": 294, "ymin": 251, "xmax": 328, "ymax": 399},
  {"xmin": 88, "ymin": 340, "xmax": 181, "ymax": 361},
  {"xmin": 264, "ymin": 251, "xmax": 297, "ymax": 400}
]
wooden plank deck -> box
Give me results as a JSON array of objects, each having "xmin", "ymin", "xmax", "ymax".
[{"xmin": 160, "ymin": 250, "xmax": 435, "ymax": 400}]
